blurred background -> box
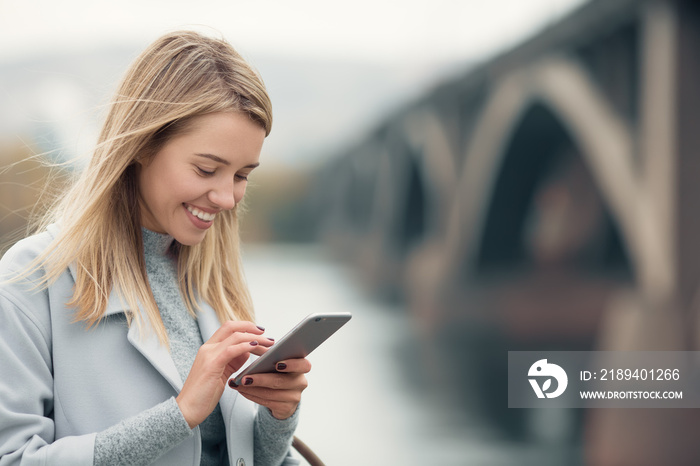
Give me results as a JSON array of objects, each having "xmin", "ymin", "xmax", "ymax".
[{"xmin": 2, "ymin": 0, "xmax": 700, "ymax": 464}]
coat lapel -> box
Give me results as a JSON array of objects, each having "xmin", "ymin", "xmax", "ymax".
[
  {"xmin": 65, "ymin": 259, "xmax": 184, "ymax": 393},
  {"xmin": 194, "ymin": 301, "xmax": 222, "ymax": 341},
  {"xmin": 196, "ymin": 302, "xmax": 256, "ymax": 465},
  {"xmin": 125, "ymin": 309, "xmax": 183, "ymax": 393}
]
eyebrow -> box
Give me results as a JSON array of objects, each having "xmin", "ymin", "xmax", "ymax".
[{"xmin": 195, "ymin": 153, "xmax": 260, "ymax": 169}]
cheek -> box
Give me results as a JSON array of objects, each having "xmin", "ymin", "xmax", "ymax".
[
  {"xmin": 234, "ymin": 184, "xmax": 248, "ymax": 205},
  {"xmin": 167, "ymin": 170, "xmax": 203, "ymax": 202},
  {"xmin": 138, "ymin": 166, "xmax": 160, "ymax": 206}
]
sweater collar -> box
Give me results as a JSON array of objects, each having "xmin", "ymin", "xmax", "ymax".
[{"xmin": 141, "ymin": 227, "xmax": 174, "ymax": 258}]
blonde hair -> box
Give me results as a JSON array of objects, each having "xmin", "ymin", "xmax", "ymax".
[{"xmin": 29, "ymin": 30, "xmax": 272, "ymax": 343}]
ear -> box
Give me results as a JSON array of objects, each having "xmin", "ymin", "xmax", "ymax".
[{"xmin": 133, "ymin": 152, "xmax": 154, "ymax": 169}]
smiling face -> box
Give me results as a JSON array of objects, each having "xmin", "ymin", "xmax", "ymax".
[{"xmin": 137, "ymin": 112, "xmax": 265, "ymax": 246}]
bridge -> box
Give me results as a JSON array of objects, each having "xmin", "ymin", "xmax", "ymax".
[{"xmin": 310, "ymin": 0, "xmax": 700, "ymax": 464}]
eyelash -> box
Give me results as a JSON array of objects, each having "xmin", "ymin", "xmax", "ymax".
[{"xmin": 197, "ymin": 167, "xmax": 249, "ymax": 181}]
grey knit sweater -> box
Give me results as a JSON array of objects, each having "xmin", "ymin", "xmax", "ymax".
[{"xmin": 93, "ymin": 228, "xmax": 298, "ymax": 465}]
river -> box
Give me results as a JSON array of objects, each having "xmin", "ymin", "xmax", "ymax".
[{"xmin": 243, "ymin": 244, "xmax": 580, "ymax": 466}]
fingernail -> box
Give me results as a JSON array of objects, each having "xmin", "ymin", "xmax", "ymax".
[
  {"xmin": 250, "ymin": 341, "xmax": 259, "ymax": 346},
  {"xmin": 276, "ymin": 362, "xmax": 287, "ymax": 371},
  {"xmin": 228, "ymin": 379, "xmax": 238, "ymax": 388},
  {"xmin": 244, "ymin": 377, "xmax": 253, "ymax": 386},
  {"xmin": 268, "ymin": 338, "xmax": 275, "ymax": 342},
  {"xmin": 256, "ymin": 325, "xmax": 265, "ymax": 331}
]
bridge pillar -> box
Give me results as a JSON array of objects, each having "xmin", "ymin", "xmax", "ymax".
[{"xmin": 586, "ymin": 1, "xmax": 700, "ymax": 465}]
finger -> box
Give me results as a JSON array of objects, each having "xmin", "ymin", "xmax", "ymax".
[
  {"xmin": 235, "ymin": 372, "xmax": 308, "ymax": 391},
  {"xmin": 232, "ymin": 391, "xmax": 299, "ymax": 419},
  {"xmin": 233, "ymin": 384, "xmax": 304, "ymax": 404},
  {"xmin": 233, "ymin": 388, "xmax": 298, "ymax": 406},
  {"xmin": 251, "ymin": 345, "xmax": 270, "ymax": 357},
  {"xmin": 217, "ymin": 334, "xmax": 274, "ymax": 372},
  {"xmin": 274, "ymin": 358, "xmax": 312, "ymax": 374},
  {"xmin": 219, "ymin": 328, "xmax": 273, "ymax": 349},
  {"xmin": 217, "ymin": 340, "xmax": 265, "ymax": 366},
  {"xmin": 208, "ymin": 320, "xmax": 265, "ymax": 343}
]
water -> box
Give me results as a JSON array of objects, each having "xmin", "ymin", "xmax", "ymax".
[{"xmin": 243, "ymin": 244, "xmax": 581, "ymax": 466}]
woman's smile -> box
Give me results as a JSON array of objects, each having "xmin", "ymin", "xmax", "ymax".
[{"xmin": 185, "ymin": 203, "xmax": 217, "ymax": 222}]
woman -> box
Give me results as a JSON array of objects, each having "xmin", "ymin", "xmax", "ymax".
[{"xmin": 0, "ymin": 31, "xmax": 309, "ymax": 465}]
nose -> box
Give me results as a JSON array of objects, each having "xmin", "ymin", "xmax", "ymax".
[{"xmin": 208, "ymin": 177, "xmax": 236, "ymax": 210}]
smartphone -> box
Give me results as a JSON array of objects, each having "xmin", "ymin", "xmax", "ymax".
[{"xmin": 231, "ymin": 312, "xmax": 352, "ymax": 385}]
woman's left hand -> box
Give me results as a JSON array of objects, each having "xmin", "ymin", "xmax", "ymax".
[{"xmin": 228, "ymin": 358, "xmax": 311, "ymax": 419}]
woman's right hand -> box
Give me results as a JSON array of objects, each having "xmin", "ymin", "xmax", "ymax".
[{"xmin": 176, "ymin": 321, "xmax": 273, "ymax": 428}]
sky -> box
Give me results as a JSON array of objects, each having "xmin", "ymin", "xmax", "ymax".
[
  {"xmin": 0, "ymin": 0, "xmax": 588, "ymax": 66},
  {"xmin": 0, "ymin": 0, "xmax": 590, "ymax": 168}
]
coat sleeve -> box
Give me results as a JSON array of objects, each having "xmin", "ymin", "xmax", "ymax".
[{"xmin": 0, "ymin": 290, "xmax": 95, "ymax": 466}]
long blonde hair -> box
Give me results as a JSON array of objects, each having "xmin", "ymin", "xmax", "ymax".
[{"xmin": 30, "ymin": 30, "xmax": 272, "ymax": 343}]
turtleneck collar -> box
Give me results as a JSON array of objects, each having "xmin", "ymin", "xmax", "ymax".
[{"xmin": 141, "ymin": 227, "xmax": 175, "ymax": 258}]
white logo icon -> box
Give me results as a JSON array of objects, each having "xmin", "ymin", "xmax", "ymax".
[{"xmin": 528, "ymin": 359, "xmax": 568, "ymax": 398}]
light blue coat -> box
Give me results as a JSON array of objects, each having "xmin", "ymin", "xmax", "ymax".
[{"xmin": 0, "ymin": 226, "xmax": 287, "ymax": 465}]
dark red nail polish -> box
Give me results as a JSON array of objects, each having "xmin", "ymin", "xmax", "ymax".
[
  {"xmin": 228, "ymin": 379, "xmax": 238, "ymax": 388},
  {"xmin": 244, "ymin": 377, "xmax": 253, "ymax": 386},
  {"xmin": 256, "ymin": 325, "xmax": 265, "ymax": 331},
  {"xmin": 250, "ymin": 341, "xmax": 259, "ymax": 346},
  {"xmin": 276, "ymin": 362, "xmax": 287, "ymax": 371}
]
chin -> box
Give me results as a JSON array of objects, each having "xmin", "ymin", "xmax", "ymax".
[
  {"xmin": 179, "ymin": 236, "xmax": 207, "ymax": 247},
  {"xmin": 173, "ymin": 230, "xmax": 208, "ymax": 247}
]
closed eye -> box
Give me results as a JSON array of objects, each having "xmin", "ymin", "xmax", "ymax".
[
  {"xmin": 235, "ymin": 174, "xmax": 249, "ymax": 181},
  {"xmin": 196, "ymin": 166, "xmax": 215, "ymax": 176}
]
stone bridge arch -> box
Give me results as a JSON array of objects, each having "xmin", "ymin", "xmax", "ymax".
[
  {"xmin": 444, "ymin": 55, "xmax": 666, "ymax": 292},
  {"xmin": 347, "ymin": 109, "xmax": 461, "ymax": 297}
]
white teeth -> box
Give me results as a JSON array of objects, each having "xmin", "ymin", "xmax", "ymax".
[{"xmin": 186, "ymin": 205, "xmax": 216, "ymax": 222}]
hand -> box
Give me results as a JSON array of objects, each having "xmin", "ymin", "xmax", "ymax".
[
  {"xmin": 176, "ymin": 321, "xmax": 274, "ymax": 428},
  {"xmin": 228, "ymin": 358, "xmax": 311, "ymax": 420}
]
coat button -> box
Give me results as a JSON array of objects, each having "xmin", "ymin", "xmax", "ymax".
[{"xmin": 236, "ymin": 459, "xmax": 246, "ymax": 466}]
